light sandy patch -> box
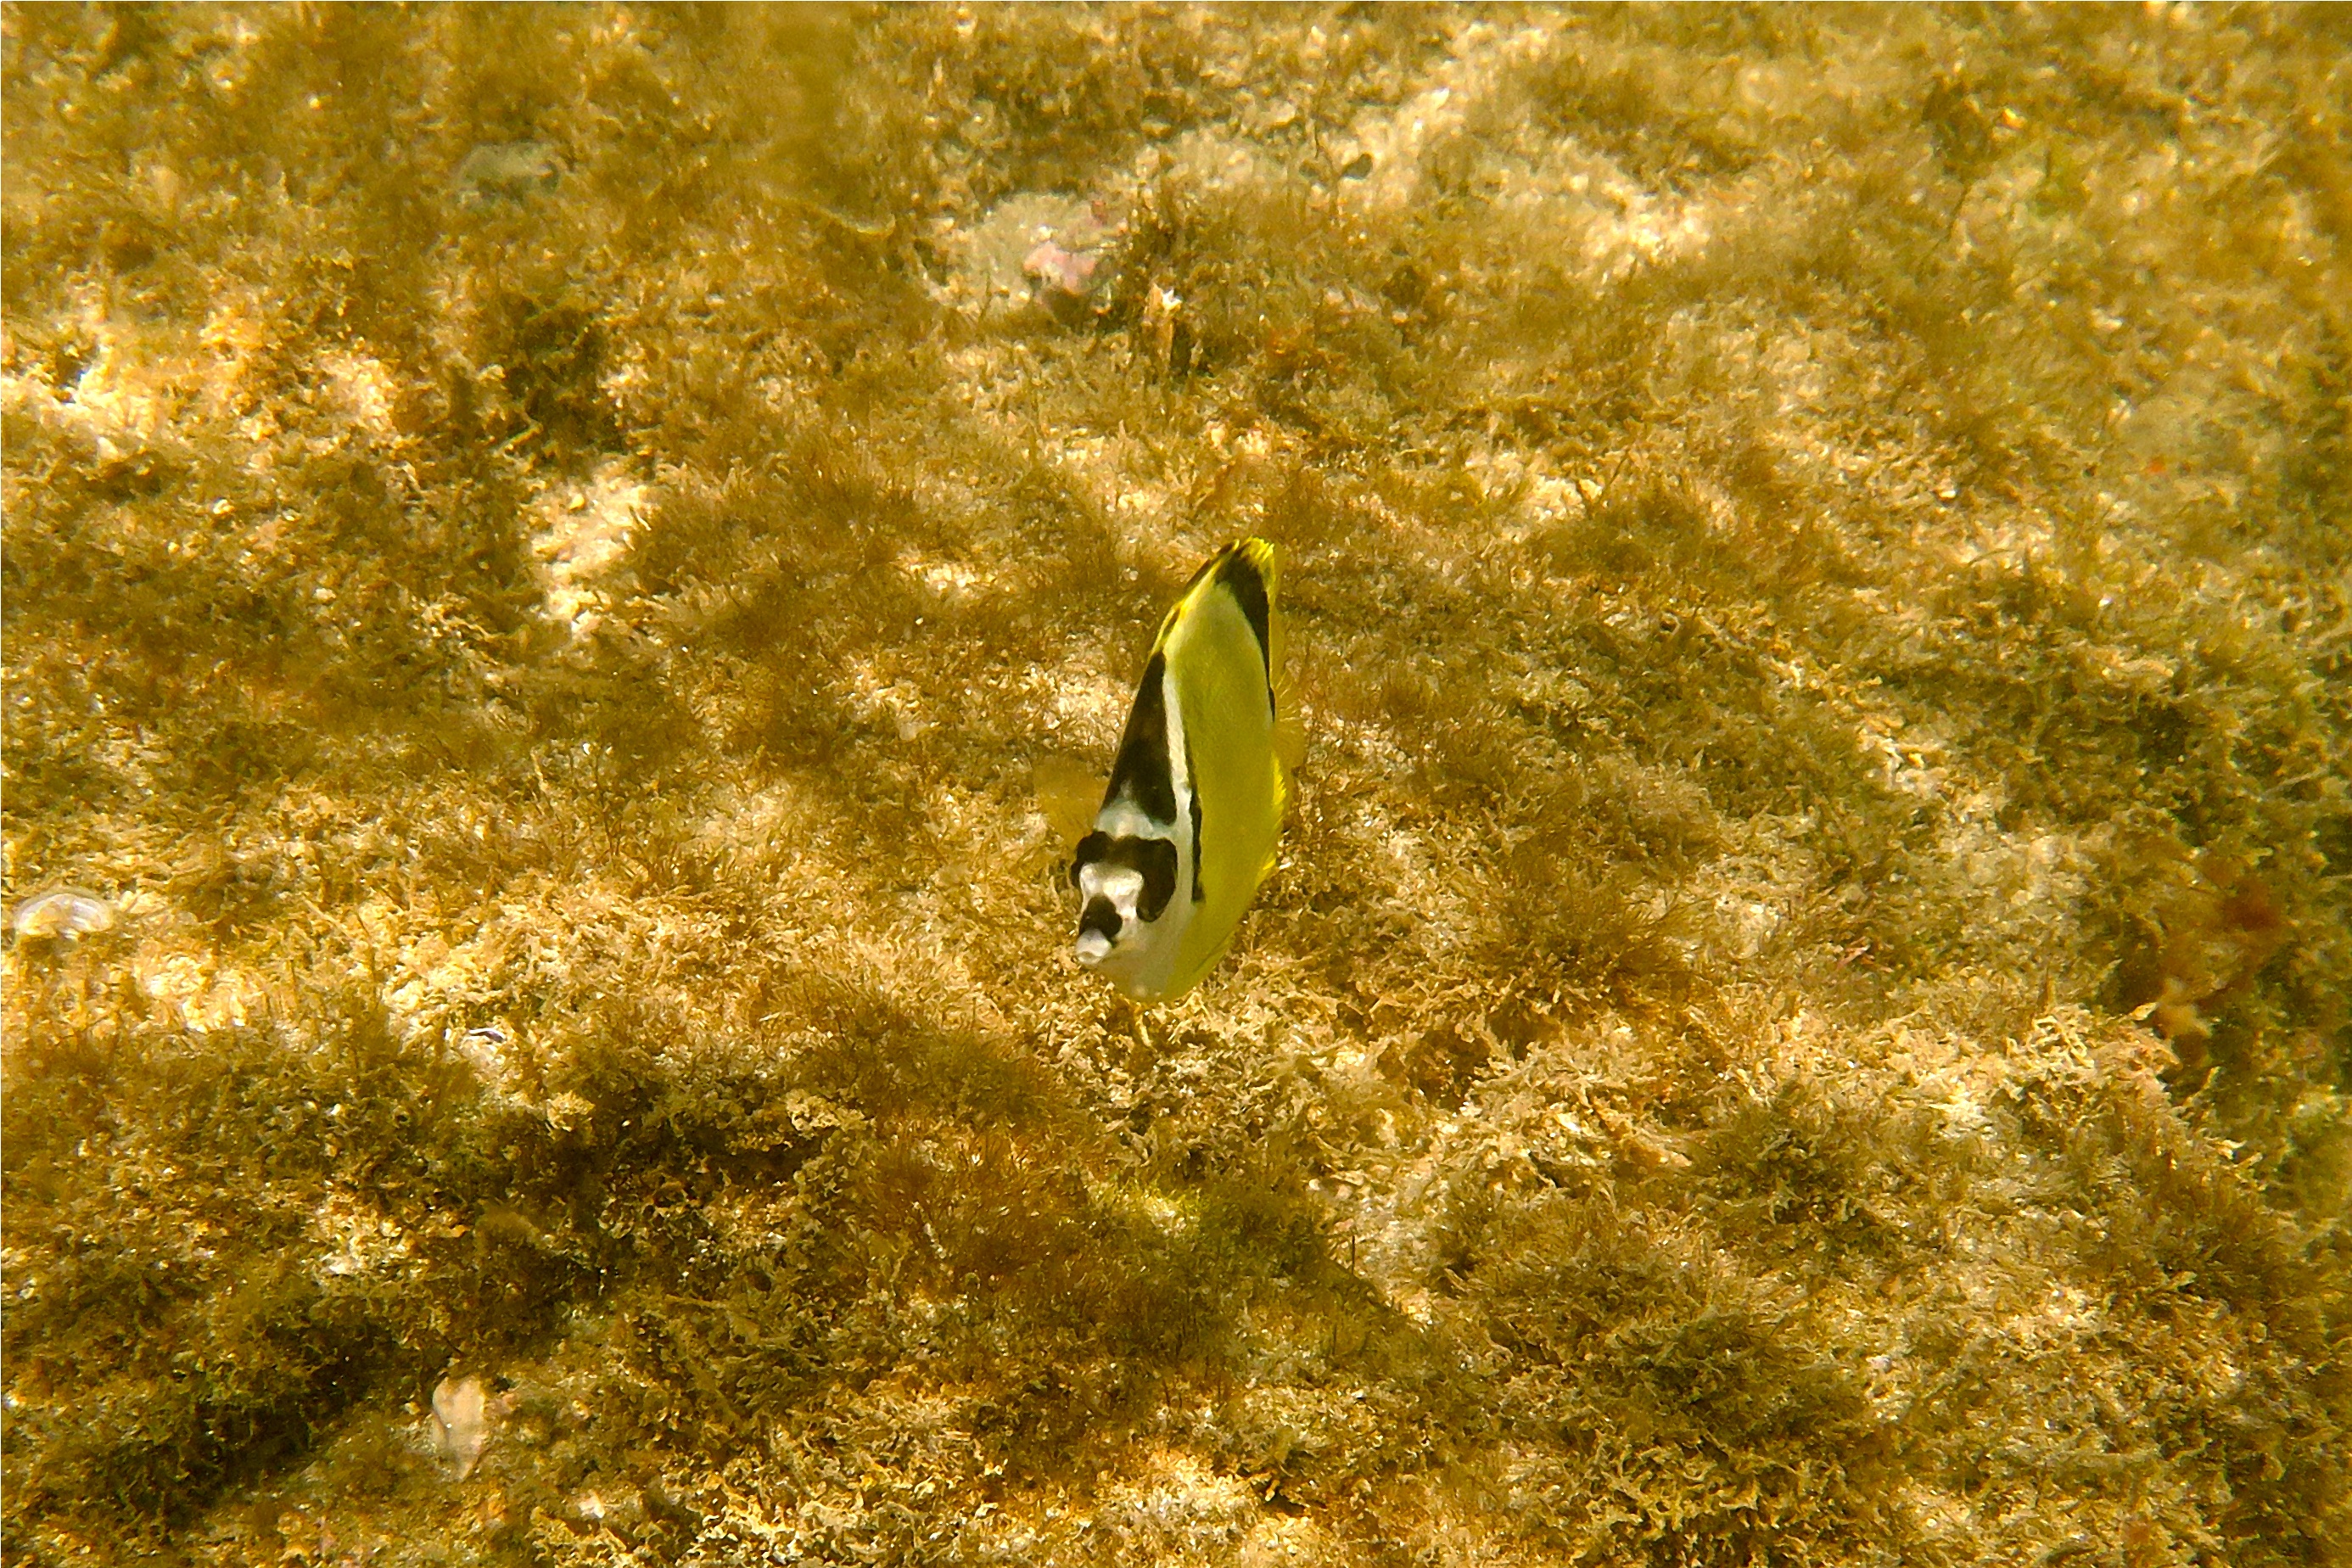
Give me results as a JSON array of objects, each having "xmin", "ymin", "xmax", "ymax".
[{"xmin": 531, "ymin": 460, "xmax": 645, "ymax": 636}]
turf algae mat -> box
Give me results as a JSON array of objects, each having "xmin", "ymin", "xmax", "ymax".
[{"xmin": 5, "ymin": 7, "xmax": 2349, "ymax": 1565}]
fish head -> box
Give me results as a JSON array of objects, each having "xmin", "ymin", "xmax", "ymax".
[
  {"xmin": 1070, "ymin": 830, "xmax": 1178, "ymax": 984},
  {"xmin": 1074, "ymin": 862, "xmax": 1143, "ymax": 967}
]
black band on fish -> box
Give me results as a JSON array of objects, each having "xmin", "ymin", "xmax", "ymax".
[
  {"xmin": 1071, "ymin": 831, "xmax": 1179, "ymax": 921},
  {"xmin": 1187, "ymin": 746, "xmax": 1205, "ymax": 903},
  {"xmin": 1104, "ymin": 652, "xmax": 1178, "ymax": 823},
  {"xmin": 1079, "ymin": 896, "xmax": 1123, "ymax": 941},
  {"xmin": 1215, "ymin": 550, "xmax": 1274, "ymax": 681}
]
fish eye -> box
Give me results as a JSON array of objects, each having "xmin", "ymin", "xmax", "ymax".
[{"xmin": 1070, "ymin": 832, "xmax": 1112, "ymax": 888}]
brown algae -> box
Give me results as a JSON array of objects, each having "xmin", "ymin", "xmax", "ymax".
[{"xmin": 3, "ymin": 7, "xmax": 2348, "ymax": 1565}]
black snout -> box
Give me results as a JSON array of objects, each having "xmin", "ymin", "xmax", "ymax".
[{"xmin": 1079, "ymin": 896, "xmax": 1123, "ymax": 942}]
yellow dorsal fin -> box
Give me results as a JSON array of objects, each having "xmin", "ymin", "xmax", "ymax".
[
  {"xmin": 1162, "ymin": 537, "xmax": 1302, "ymax": 773},
  {"xmin": 1151, "ymin": 537, "xmax": 1281, "ymax": 652}
]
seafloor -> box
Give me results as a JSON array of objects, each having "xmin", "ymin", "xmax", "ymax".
[{"xmin": 3, "ymin": 6, "xmax": 2349, "ymax": 1565}]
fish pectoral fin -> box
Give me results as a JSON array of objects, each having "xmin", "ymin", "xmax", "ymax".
[
  {"xmin": 1273, "ymin": 668, "xmax": 1307, "ymax": 773},
  {"xmin": 1033, "ymin": 754, "xmax": 1105, "ymax": 849}
]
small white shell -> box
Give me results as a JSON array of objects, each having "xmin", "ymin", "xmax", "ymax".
[
  {"xmin": 430, "ymin": 1375, "xmax": 492, "ymax": 1481},
  {"xmin": 11, "ymin": 888, "xmax": 116, "ymax": 940}
]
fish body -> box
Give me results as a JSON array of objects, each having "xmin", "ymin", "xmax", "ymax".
[{"xmin": 1072, "ymin": 539, "xmax": 1287, "ymax": 1002}]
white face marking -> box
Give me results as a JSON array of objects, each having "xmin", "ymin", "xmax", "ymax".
[
  {"xmin": 1074, "ymin": 862, "xmax": 1145, "ymax": 969},
  {"xmin": 1071, "ymin": 641, "xmax": 1201, "ymax": 1000}
]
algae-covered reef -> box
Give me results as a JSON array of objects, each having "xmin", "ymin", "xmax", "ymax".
[{"xmin": 5, "ymin": 5, "xmax": 2350, "ymax": 1564}]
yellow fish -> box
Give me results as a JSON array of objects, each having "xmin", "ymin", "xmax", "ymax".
[{"xmin": 1071, "ymin": 538, "xmax": 1294, "ymax": 1002}]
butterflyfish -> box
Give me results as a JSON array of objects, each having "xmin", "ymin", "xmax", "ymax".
[{"xmin": 1070, "ymin": 537, "xmax": 1296, "ymax": 1002}]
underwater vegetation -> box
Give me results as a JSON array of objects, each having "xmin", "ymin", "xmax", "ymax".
[{"xmin": 3, "ymin": 4, "xmax": 2349, "ymax": 1565}]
